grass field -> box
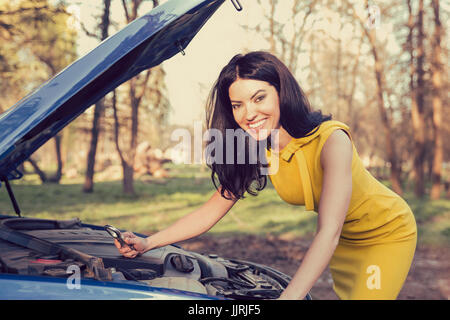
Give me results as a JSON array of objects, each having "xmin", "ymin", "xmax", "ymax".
[{"xmin": 1, "ymin": 163, "xmax": 449, "ymax": 246}]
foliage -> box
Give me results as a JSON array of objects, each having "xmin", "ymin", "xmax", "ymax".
[{"xmin": 0, "ymin": 0, "xmax": 77, "ymax": 112}]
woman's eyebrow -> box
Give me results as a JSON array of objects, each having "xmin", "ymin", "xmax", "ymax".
[{"xmin": 230, "ymin": 89, "xmax": 266, "ymax": 103}]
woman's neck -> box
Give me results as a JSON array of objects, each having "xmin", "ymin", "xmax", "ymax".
[{"xmin": 271, "ymin": 126, "xmax": 293, "ymax": 153}]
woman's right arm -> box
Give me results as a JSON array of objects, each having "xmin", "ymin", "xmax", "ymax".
[
  {"xmin": 145, "ymin": 188, "xmax": 237, "ymax": 250},
  {"xmin": 116, "ymin": 188, "xmax": 237, "ymax": 257}
]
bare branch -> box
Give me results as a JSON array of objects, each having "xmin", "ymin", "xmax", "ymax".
[
  {"xmin": 121, "ymin": 0, "xmax": 130, "ymax": 23},
  {"xmin": 80, "ymin": 21, "xmax": 99, "ymax": 39}
]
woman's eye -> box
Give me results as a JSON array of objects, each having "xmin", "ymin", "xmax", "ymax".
[
  {"xmin": 255, "ymin": 95, "xmax": 265, "ymax": 102},
  {"xmin": 232, "ymin": 104, "xmax": 241, "ymax": 109}
]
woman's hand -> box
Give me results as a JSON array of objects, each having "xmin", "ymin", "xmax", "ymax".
[{"xmin": 114, "ymin": 231, "xmax": 149, "ymax": 258}]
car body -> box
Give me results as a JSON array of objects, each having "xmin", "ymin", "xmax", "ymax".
[{"xmin": 0, "ymin": 0, "xmax": 311, "ymax": 300}]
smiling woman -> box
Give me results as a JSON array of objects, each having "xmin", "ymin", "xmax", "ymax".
[
  {"xmin": 205, "ymin": 51, "xmax": 331, "ymax": 201},
  {"xmin": 229, "ymin": 79, "xmax": 280, "ymax": 141},
  {"xmin": 114, "ymin": 51, "xmax": 417, "ymax": 301},
  {"xmin": 199, "ymin": 51, "xmax": 417, "ymax": 300}
]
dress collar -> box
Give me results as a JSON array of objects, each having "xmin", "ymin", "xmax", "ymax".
[
  {"xmin": 269, "ymin": 123, "xmax": 323, "ymax": 162},
  {"xmin": 264, "ymin": 120, "xmax": 350, "ymax": 212}
]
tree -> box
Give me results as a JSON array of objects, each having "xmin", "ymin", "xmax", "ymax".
[
  {"xmin": 0, "ymin": 0, "xmax": 76, "ymax": 183},
  {"xmin": 345, "ymin": 0, "xmax": 403, "ymax": 195},
  {"xmin": 0, "ymin": 0, "xmax": 67, "ymax": 112},
  {"xmin": 429, "ymin": 0, "xmax": 443, "ymax": 200},
  {"xmin": 408, "ymin": 0, "xmax": 427, "ymax": 198},
  {"xmin": 113, "ymin": 0, "xmax": 165, "ymax": 195},
  {"xmin": 83, "ymin": 0, "xmax": 112, "ymax": 193},
  {"xmin": 26, "ymin": 2, "xmax": 76, "ymax": 183},
  {"xmin": 251, "ymin": 0, "xmax": 318, "ymax": 72}
]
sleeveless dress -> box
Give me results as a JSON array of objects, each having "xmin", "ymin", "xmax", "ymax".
[{"xmin": 265, "ymin": 120, "xmax": 417, "ymax": 299}]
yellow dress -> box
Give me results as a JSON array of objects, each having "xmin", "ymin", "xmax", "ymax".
[{"xmin": 266, "ymin": 120, "xmax": 417, "ymax": 299}]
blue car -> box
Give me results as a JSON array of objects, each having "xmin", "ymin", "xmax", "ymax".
[{"xmin": 0, "ymin": 0, "xmax": 311, "ymax": 300}]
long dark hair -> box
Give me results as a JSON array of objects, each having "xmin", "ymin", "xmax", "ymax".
[{"xmin": 205, "ymin": 51, "xmax": 331, "ymax": 201}]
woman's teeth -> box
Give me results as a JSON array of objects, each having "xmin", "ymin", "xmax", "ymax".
[{"xmin": 248, "ymin": 119, "xmax": 266, "ymax": 129}]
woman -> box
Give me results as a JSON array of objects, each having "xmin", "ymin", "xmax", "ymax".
[{"xmin": 115, "ymin": 51, "xmax": 417, "ymax": 300}]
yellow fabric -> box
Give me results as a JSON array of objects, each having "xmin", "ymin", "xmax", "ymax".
[{"xmin": 266, "ymin": 120, "xmax": 417, "ymax": 299}]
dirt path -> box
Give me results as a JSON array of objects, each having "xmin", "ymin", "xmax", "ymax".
[{"xmin": 179, "ymin": 234, "xmax": 449, "ymax": 300}]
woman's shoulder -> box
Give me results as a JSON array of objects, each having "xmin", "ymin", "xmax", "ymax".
[
  {"xmin": 316, "ymin": 120, "xmax": 351, "ymax": 133},
  {"xmin": 265, "ymin": 120, "xmax": 353, "ymax": 161},
  {"xmin": 292, "ymin": 120, "xmax": 352, "ymax": 147},
  {"xmin": 314, "ymin": 120, "xmax": 353, "ymax": 143},
  {"xmin": 308, "ymin": 120, "xmax": 354, "ymax": 166}
]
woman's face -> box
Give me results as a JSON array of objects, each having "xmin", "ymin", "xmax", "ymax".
[{"xmin": 229, "ymin": 78, "xmax": 281, "ymax": 141}]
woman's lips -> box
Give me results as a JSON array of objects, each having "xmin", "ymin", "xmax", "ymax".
[{"xmin": 248, "ymin": 118, "xmax": 267, "ymax": 129}]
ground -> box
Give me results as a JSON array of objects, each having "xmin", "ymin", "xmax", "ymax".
[{"xmin": 179, "ymin": 234, "xmax": 450, "ymax": 300}]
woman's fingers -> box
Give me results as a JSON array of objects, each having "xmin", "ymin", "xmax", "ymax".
[
  {"xmin": 122, "ymin": 231, "xmax": 135, "ymax": 239},
  {"xmin": 121, "ymin": 245, "xmax": 140, "ymax": 258},
  {"xmin": 113, "ymin": 238, "xmax": 128, "ymax": 250},
  {"xmin": 124, "ymin": 236, "xmax": 138, "ymax": 246},
  {"xmin": 115, "ymin": 239, "xmax": 139, "ymax": 258},
  {"xmin": 114, "ymin": 239, "xmax": 125, "ymax": 250},
  {"xmin": 112, "ymin": 231, "xmax": 143, "ymax": 258},
  {"xmin": 120, "ymin": 246, "xmax": 139, "ymax": 258},
  {"xmin": 122, "ymin": 250, "xmax": 138, "ymax": 258},
  {"xmin": 114, "ymin": 238, "xmax": 133, "ymax": 254}
]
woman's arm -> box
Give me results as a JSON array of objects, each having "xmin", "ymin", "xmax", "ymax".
[
  {"xmin": 116, "ymin": 187, "xmax": 237, "ymax": 257},
  {"xmin": 279, "ymin": 130, "xmax": 353, "ymax": 299},
  {"xmin": 145, "ymin": 188, "xmax": 237, "ymax": 250}
]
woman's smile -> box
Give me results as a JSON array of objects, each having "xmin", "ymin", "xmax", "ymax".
[
  {"xmin": 229, "ymin": 78, "xmax": 280, "ymax": 141},
  {"xmin": 248, "ymin": 118, "xmax": 267, "ymax": 129}
]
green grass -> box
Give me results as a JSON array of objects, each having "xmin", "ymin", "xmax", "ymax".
[
  {"xmin": 1, "ymin": 163, "xmax": 449, "ymax": 246},
  {"xmin": 404, "ymin": 194, "xmax": 450, "ymax": 245}
]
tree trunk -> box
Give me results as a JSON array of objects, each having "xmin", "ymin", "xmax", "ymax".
[
  {"xmin": 112, "ymin": 89, "xmax": 130, "ymax": 192},
  {"xmin": 27, "ymin": 158, "xmax": 47, "ymax": 182},
  {"xmin": 122, "ymin": 77, "xmax": 140, "ymax": 195},
  {"xmin": 83, "ymin": 0, "xmax": 111, "ymax": 193},
  {"xmin": 411, "ymin": 0, "xmax": 427, "ymax": 198},
  {"xmin": 268, "ymin": 0, "xmax": 276, "ymax": 54},
  {"xmin": 48, "ymin": 133, "xmax": 63, "ymax": 183},
  {"xmin": 83, "ymin": 99, "xmax": 105, "ymax": 192},
  {"xmin": 430, "ymin": 0, "xmax": 443, "ymax": 200},
  {"xmin": 114, "ymin": 0, "xmax": 159, "ymax": 194},
  {"xmin": 361, "ymin": 1, "xmax": 402, "ymax": 195},
  {"xmin": 122, "ymin": 161, "xmax": 135, "ymax": 195}
]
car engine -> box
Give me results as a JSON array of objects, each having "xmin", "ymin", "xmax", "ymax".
[{"xmin": 0, "ymin": 217, "xmax": 299, "ymax": 300}]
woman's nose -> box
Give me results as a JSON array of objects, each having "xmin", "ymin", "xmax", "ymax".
[{"xmin": 245, "ymin": 102, "xmax": 259, "ymax": 121}]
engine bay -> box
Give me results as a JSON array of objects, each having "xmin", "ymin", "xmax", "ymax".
[{"xmin": 0, "ymin": 217, "xmax": 291, "ymax": 300}]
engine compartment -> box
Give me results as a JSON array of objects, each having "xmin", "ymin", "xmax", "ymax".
[{"xmin": 0, "ymin": 217, "xmax": 292, "ymax": 300}]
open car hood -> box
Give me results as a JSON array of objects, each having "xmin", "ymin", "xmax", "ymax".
[{"xmin": 0, "ymin": 0, "xmax": 225, "ymax": 182}]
